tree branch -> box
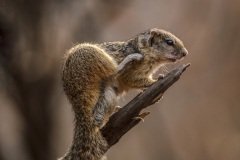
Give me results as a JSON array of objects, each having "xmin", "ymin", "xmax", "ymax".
[{"xmin": 101, "ymin": 63, "xmax": 190, "ymax": 148}]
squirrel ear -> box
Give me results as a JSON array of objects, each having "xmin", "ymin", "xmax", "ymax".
[
  {"xmin": 150, "ymin": 28, "xmax": 159, "ymax": 36},
  {"xmin": 148, "ymin": 28, "xmax": 158, "ymax": 47}
]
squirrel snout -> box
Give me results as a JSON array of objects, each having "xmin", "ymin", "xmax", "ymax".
[{"xmin": 181, "ymin": 48, "xmax": 188, "ymax": 57}]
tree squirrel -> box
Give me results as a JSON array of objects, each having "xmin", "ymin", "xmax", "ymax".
[{"xmin": 60, "ymin": 28, "xmax": 188, "ymax": 160}]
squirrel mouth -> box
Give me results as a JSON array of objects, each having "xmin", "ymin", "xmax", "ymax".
[
  {"xmin": 164, "ymin": 57, "xmax": 177, "ymax": 62},
  {"xmin": 167, "ymin": 58, "xmax": 177, "ymax": 62},
  {"xmin": 165, "ymin": 54, "xmax": 184, "ymax": 62}
]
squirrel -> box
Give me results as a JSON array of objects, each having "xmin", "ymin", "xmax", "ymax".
[{"xmin": 60, "ymin": 28, "xmax": 188, "ymax": 160}]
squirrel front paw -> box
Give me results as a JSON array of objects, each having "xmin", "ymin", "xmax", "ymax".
[
  {"xmin": 117, "ymin": 53, "xmax": 143, "ymax": 73},
  {"xmin": 127, "ymin": 53, "xmax": 144, "ymax": 62}
]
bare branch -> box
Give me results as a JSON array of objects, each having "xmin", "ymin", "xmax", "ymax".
[{"xmin": 101, "ymin": 63, "xmax": 190, "ymax": 148}]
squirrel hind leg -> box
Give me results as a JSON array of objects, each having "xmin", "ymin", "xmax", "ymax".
[{"xmin": 93, "ymin": 85, "xmax": 118, "ymax": 128}]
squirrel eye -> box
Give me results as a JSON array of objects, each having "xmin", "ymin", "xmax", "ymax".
[{"xmin": 165, "ymin": 39, "xmax": 174, "ymax": 46}]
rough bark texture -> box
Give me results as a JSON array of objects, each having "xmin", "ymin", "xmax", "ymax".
[{"xmin": 101, "ymin": 63, "xmax": 190, "ymax": 148}]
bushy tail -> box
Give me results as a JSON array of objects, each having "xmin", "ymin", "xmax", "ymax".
[
  {"xmin": 60, "ymin": 106, "xmax": 108, "ymax": 160},
  {"xmin": 60, "ymin": 43, "xmax": 117, "ymax": 160}
]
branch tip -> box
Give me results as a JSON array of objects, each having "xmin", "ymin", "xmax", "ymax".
[{"xmin": 183, "ymin": 63, "xmax": 191, "ymax": 71}]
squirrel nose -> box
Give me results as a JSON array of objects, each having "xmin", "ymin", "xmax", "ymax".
[{"xmin": 182, "ymin": 48, "xmax": 188, "ymax": 57}]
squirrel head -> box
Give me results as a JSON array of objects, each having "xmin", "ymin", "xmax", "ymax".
[{"xmin": 137, "ymin": 28, "xmax": 188, "ymax": 62}]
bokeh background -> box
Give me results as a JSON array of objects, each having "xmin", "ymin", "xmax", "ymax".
[{"xmin": 1, "ymin": 0, "xmax": 240, "ymax": 160}]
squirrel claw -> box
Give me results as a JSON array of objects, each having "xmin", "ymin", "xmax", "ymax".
[
  {"xmin": 133, "ymin": 116, "xmax": 145, "ymax": 122},
  {"xmin": 158, "ymin": 74, "xmax": 165, "ymax": 80},
  {"xmin": 133, "ymin": 112, "xmax": 150, "ymax": 122},
  {"xmin": 114, "ymin": 106, "xmax": 122, "ymax": 112}
]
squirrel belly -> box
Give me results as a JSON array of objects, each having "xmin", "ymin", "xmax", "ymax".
[{"xmin": 61, "ymin": 43, "xmax": 118, "ymax": 160}]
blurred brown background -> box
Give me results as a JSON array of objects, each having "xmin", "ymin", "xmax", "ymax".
[{"xmin": 0, "ymin": 0, "xmax": 240, "ymax": 160}]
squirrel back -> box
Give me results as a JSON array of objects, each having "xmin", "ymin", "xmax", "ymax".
[{"xmin": 61, "ymin": 43, "xmax": 117, "ymax": 160}]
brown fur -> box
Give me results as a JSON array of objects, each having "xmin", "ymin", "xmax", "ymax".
[
  {"xmin": 61, "ymin": 44, "xmax": 117, "ymax": 160},
  {"xmin": 100, "ymin": 28, "xmax": 188, "ymax": 91},
  {"xmin": 60, "ymin": 28, "xmax": 188, "ymax": 160}
]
